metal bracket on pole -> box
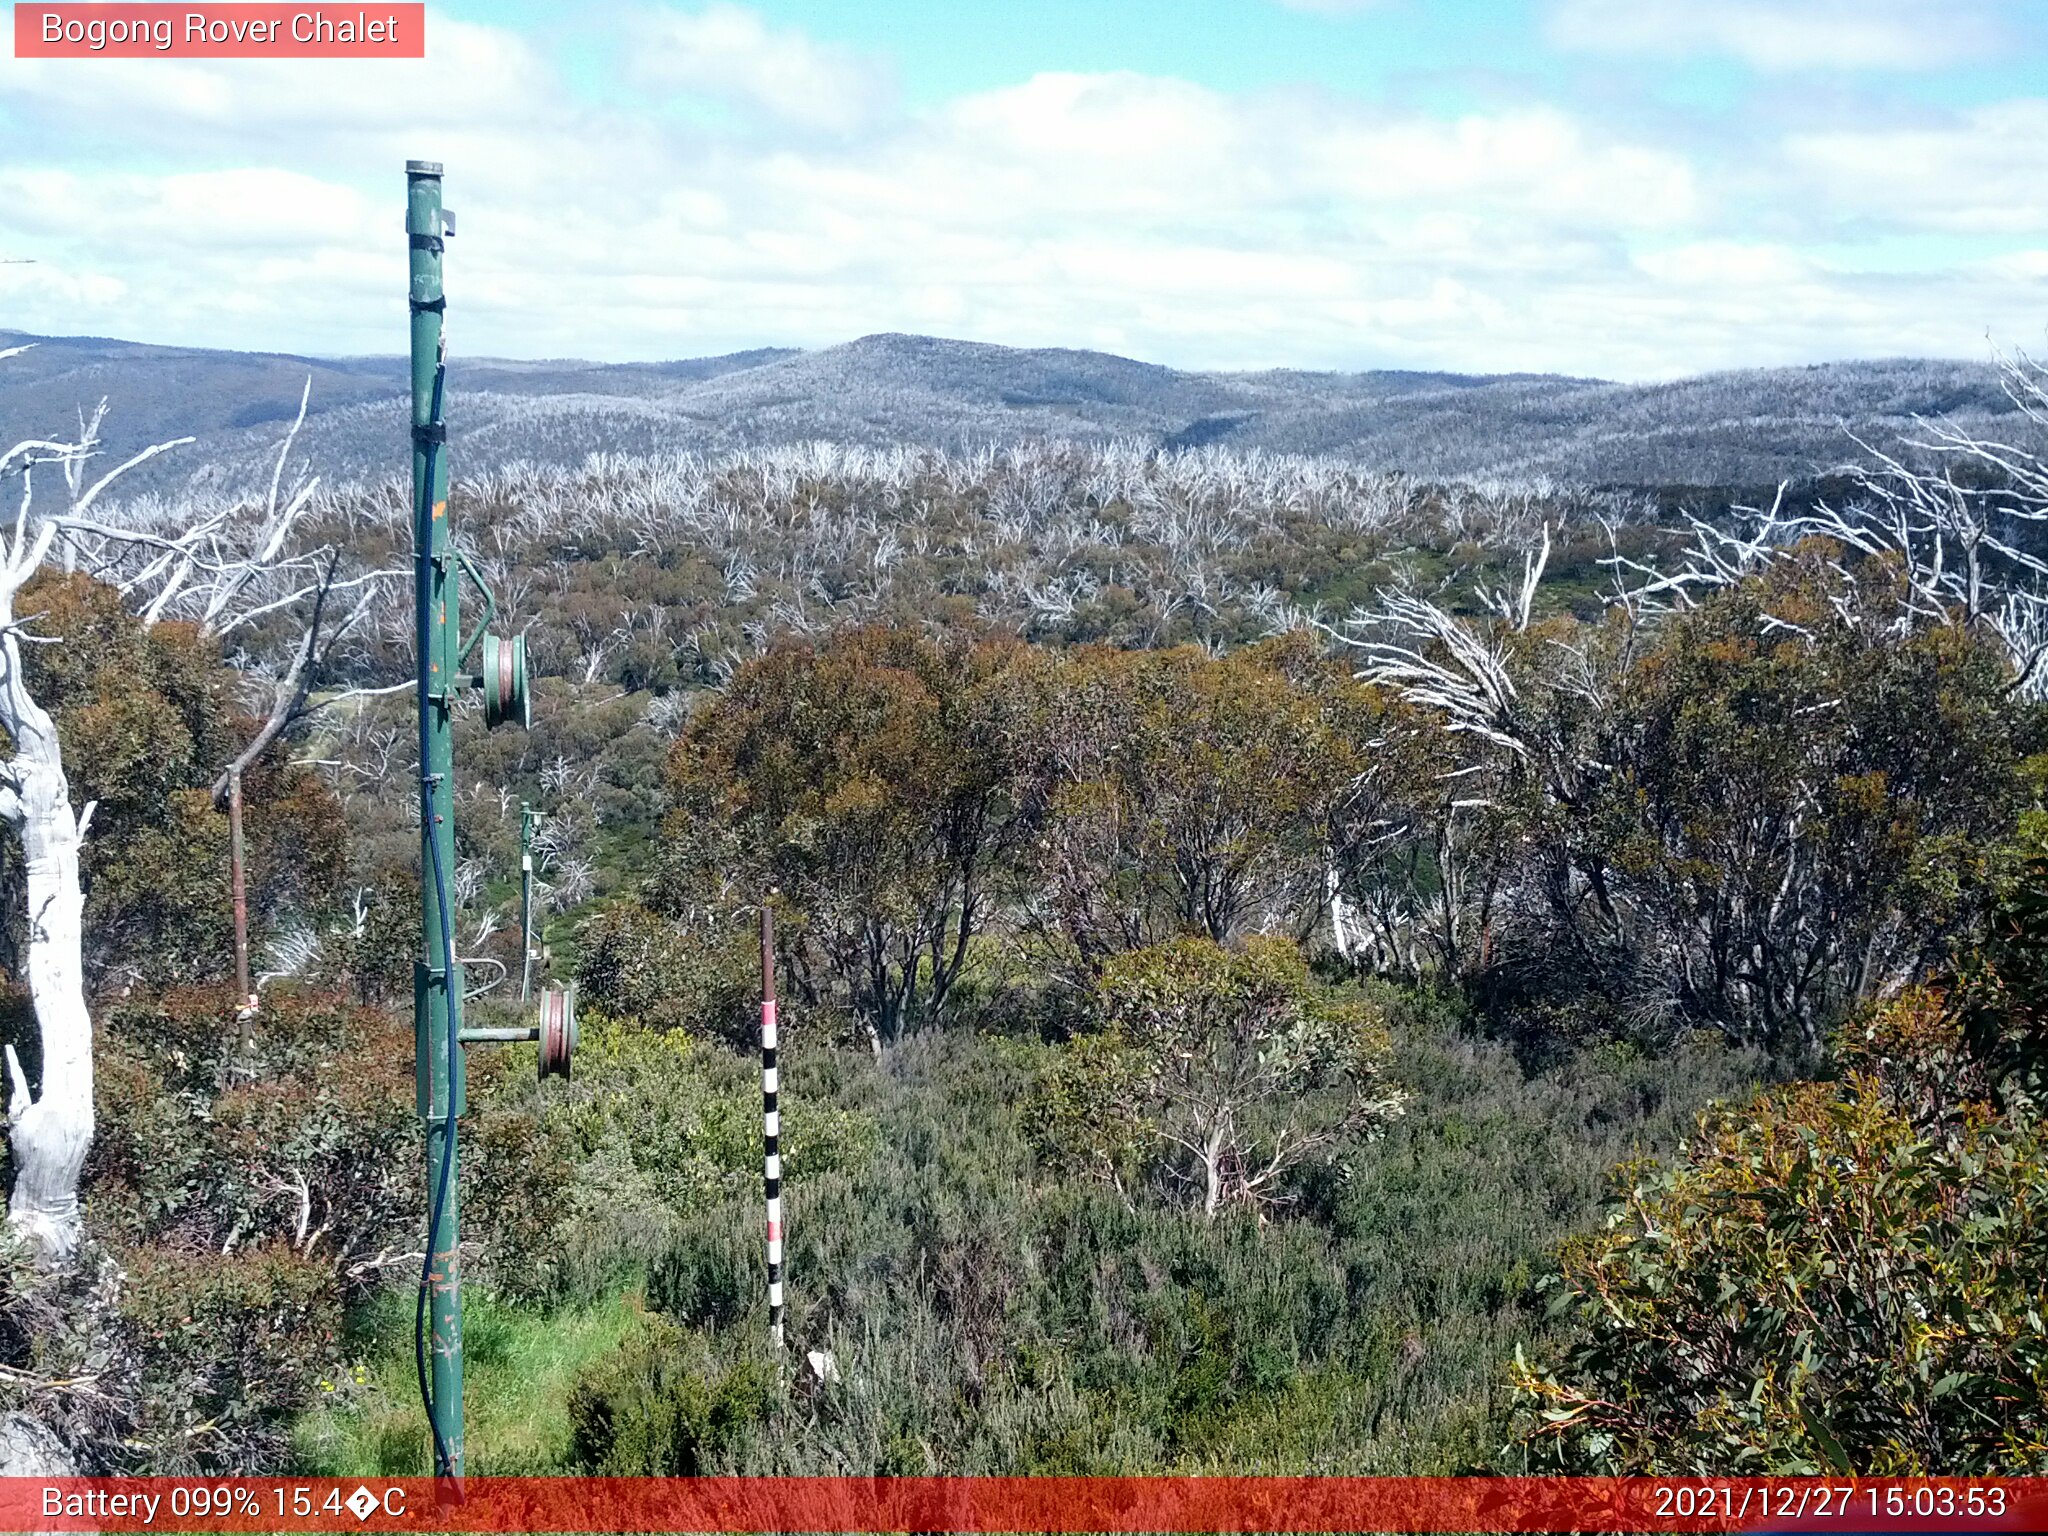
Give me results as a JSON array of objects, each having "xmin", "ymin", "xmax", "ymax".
[{"xmin": 453, "ymin": 549, "xmax": 497, "ymax": 670}]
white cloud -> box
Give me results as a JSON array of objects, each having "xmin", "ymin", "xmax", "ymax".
[
  {"xmin": 1, "ymin": 13, "xmax": 551, "ymax": 138},
  {"xmin": 1634, "ymin": 241, "xmax": 1813, "ymax": 288},
  {"xmin": 624, "ymin": 4, "xmax": 893, "ymax": 133},
  {"xmin": 0, "ymin": 5, "xmax": 2040, "ymax": 380},
  {"xmin": 1297, "ymin": 106, "xmax": 1702, "ymax": 228},
  {"xmin": 1980, "ymin": 249, "xmax": 2048, "ymax": 283},
  {"xmin": 0, "ymin": 168, "xmax": 378, "ymax": 250},
  {"xmin": 1546, "ymin": 0, "xmax": 2005, "ymax": 71},
  {"xmin": 1784, "ymin": 102, "xmax": 2048, "ymax": 234}
]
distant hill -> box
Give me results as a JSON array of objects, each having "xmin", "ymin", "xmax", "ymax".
[{"xmin": 0, "ymin": 328, "xmax": 2019, "ymax": 499}]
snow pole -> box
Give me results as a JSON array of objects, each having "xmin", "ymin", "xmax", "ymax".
[
  {"xmin": 519, "ymin": 801, "xmax": 537, "ymax": 1001},
  {"xmin": 762, "ymin": 894, "xmax": 784, "ymax": 1353}
]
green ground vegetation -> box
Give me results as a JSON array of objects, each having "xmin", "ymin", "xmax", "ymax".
[{"xmin": 3, "ymin": 437, "xmax": 2046, "ymax": 1475}]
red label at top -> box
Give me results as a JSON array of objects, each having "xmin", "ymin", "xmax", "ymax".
[{"xmin": 14, "ymin": 4, "xmax": 426, "ymax": 57}]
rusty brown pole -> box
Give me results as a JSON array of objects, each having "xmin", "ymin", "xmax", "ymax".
[{"xmin": 229, "ymin": 766, "xmax": 254, "ymax": 1037}]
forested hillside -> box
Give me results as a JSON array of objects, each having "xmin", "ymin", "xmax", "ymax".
[
  {"xmin": 2, "ymin": 345, "xmax": 2047, "ymax": 1478},
  {"xmin": 0, "ymin": 328, "xmax": 2021, "ymax": 497}
]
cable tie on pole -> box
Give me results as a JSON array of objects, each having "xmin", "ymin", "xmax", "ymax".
[
  {"xmin": 409, "ymin": 233, "xmax": 445, "ymax": 253},
  {"xmin": 409, "ymin": 296, "xmax": 446, "ymax": 314},
  {"xmin": 412, "ymin": 423, "xmax": 448, "ymax": 445}
]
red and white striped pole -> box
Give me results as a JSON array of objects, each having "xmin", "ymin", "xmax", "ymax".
[{"xmin": 761, "ymin": 894, "xmax": 784, "ymax": 1353}]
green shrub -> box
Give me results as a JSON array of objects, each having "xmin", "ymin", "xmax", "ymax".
[
  {"xmin": 575, "ymin": 902, "xmax": 755, "ymax": 1044},
  {"xmin": 89, "ymin": 986, "xmax": 418, "ymax": 1269},
  {"xmin": 648, "ymin": 1211, "xmax": 758, "ymax": 1329},
  {"xmin": 44, "ymin": 986, "xmax": 418, "ymax": 1472},
  {"xmin": 1510, "ymin": 988, "xmax": 2048, "ymax": 1474},
  {"xmin": 465, "ymin": 1108, "xmax": 585, "ymax": 1306},
  {"xmin": 465, "ymin": 1011, "xmax": 878, "ymax": 1308},
  {"xmin": 591, "ymin": 1002, "xmax": 1755, "ymax": 1475},
  {"xmin": 1031, "ymin": 937, "xmax": 1404, "ymax": 1217},
  {"xmin": 118, "ymin": 1243, "xmax": 341, "ymax": 1473},
  {"xmin": 567, "ymin": 1315, "xmax": 772, "ymax": 1474}
]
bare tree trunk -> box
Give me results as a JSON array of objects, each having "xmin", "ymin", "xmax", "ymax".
[
  {"xmin": 1325, "ymin": 864, "xmax": 1354, "ymax": 965},
  {"xmin": 1201, "ymin": 1123, "xmax": 1225, "ymax": 1220},
  {"xmin": 0, "ymin": 634, "xmax": 92, "ymax": 1265}
]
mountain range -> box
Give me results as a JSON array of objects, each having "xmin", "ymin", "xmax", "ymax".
[{"xmin": 0, "ymin": 328, "xmax": 2021, "ymax": 499}]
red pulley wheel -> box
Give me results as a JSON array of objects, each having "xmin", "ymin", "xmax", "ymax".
[{"xmin": 537, "ymin": 981, "xmax": 576, "ymax": 1080}]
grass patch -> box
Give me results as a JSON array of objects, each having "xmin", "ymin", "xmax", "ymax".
[{"xmin": 293, "ymin": 1286, "xmax": 647, "ymax": 1474}]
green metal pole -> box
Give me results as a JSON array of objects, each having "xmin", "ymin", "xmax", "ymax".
[
  {"xmin": 520, "ymin": 801, "xmax": 534, "ymax": 1002},
  {"xmin": 408, "ymin": 158, "xmax": 465, "ymax": 1485}
]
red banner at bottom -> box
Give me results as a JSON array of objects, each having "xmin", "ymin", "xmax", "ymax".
[{"xmin": 7, "ymin": 1476, "xmax": 2048, "ymax": 1533}]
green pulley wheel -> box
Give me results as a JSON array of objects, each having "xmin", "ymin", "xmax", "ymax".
[
  {"xmin": 480, "ymin": 631, "xmax": 530, "ymax": 729},
  {"xmin": 537, "ymin": 980, "xmax": 576, "ymax": 1081}
]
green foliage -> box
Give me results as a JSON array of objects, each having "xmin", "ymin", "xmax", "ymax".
[
  {"xmin": 1, "ymin": 572, "xmax": 347, "ymax": 991},
  {"xmin": 1025, "ymin": 1029, "xmax": 1149, "ymax": 1192},
  {"xmin": 1510, "ymin": 988, "xmax": 2048, "ymax": 1474},
  {"xmin": 1011, "ymin": 638, "xmax": 1365, "ymax": 969},
  {"xmin": 656, "ymin": 630, "xmax": 1402, "ymax": 1043},
  {"xmin": 1035, "ymin": 937, "xmax": 1404, "ymax": 1217},
  {"xmin": 116, "ymin": 1244, "xmax": 341, "ymax": 1473},
  {"xmin": 318, "ymin": 868, "xmax": 418, "ymax": 1008},
  {"xmin": 295, "ymin": 1288, "xmax": 644, "ymax": 1476},
  {"xmin": 276, "ymin": 978, "xmax": 1757, "ymax": 1478},
  {"xmin": 1958, "ymin": 753, "xmax": 2048, "ymax": 1097},
  {"xmin": 1491, "ymin": 565, "xmax": 2048, "ymax": 1477},
  {"xmin": 567, "ymin": 1314, "xmax": 773, "ymax": 1474},
  {"xmin": 18, "ymin": 574, "xmax": 234, "ymax": 821},
  {"xmin": 660, "ymin": 625, "xmax": 1028, "ymax": 1045},
  {"xmin": 647, "ymin": 1210, "xmax": 759, "ymax": 1330},
  {"xmin": 1488, "ymin": 550, "xmax": 2038, "ymax": 1054},
  {"xmin": 89, "ymin": 987, "xmax": 418, "ymax": 1263},
  {"xmin": 23, "ymin": 433, "xmax": 2028, "ymax": 1483},
  {"xmin": 645, "ymin": 545, "xmax": 2034, "ymax": 1066},
  {"xmin": 464, "ymin": 1010, "xmax": 879, "ymax": 1309},
  {"xmin": 574, "ymin": 901, "xmax": 755, "ymax": 1043},
  {"xmin": 464, "ymin": 1107, "xmax": 586, "ymax": 1309},
  {"xmin": 0, "ymin": 986, "xmax": 420, "ymax": 1472},
  {"xmin": 581, "ymin": 1006, "xmax": 1757, "ymax": 1474}
]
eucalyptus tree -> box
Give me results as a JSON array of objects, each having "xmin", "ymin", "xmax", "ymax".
[
  {"xmin": 0, "ymin": 358, "xmax": 394, "ymax": 1262},
  {"xmin": 1340, "ymin": 354, "xmax": 2048, "ymax": 1052},
  {"xmin": 662, "ymin": 623, "xmax": 1030, "ymax": 1051},
  {"xmin": 1009, "ymin": 639, "xmax": 1359, "ymax": 976},
  {"xmin": 1032, "ymin": 936, "xmax": 1406, "ymax": 1219}
]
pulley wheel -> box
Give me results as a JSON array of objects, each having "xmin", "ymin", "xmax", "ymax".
[
  {"xmin": 537, "ymin": 981, "xmax": 576, "ymax": 1081},
  {"xmin": 481, "ymin": 631, "xmax": 530, "ymax": 730}
]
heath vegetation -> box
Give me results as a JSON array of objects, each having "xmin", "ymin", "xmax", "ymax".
[{"xmin": 4, "ymin": 346, "xmax": 2048, "ymax": 1475}]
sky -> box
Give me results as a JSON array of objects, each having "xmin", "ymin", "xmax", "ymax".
[{"xmin": 2, "ymin": 0, "xmax": 2046, "ymax": 379}]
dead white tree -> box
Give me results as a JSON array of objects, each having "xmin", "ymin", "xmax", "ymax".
[
  {"xmin": 0, "ymin": 368, "xmax": 195, "ymax": 1261},
  {"xmin": 57, "ymin": 380, "xmax": 410, "ymax": 803},
  {"xmin": 1600, "ymin": 347, "xmax": 2048, "ymax": 690},
  {"xmin": 1320, "ymin": 537, "xmax": 1555, "ymax": 979},
  {"xmin": 1334, "ymin": 348, "xmax": 2048, "ymax": 1043},
  {"xmin": 0, "ymin": 360, "xmax": 395, "ymax": 1263}
]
